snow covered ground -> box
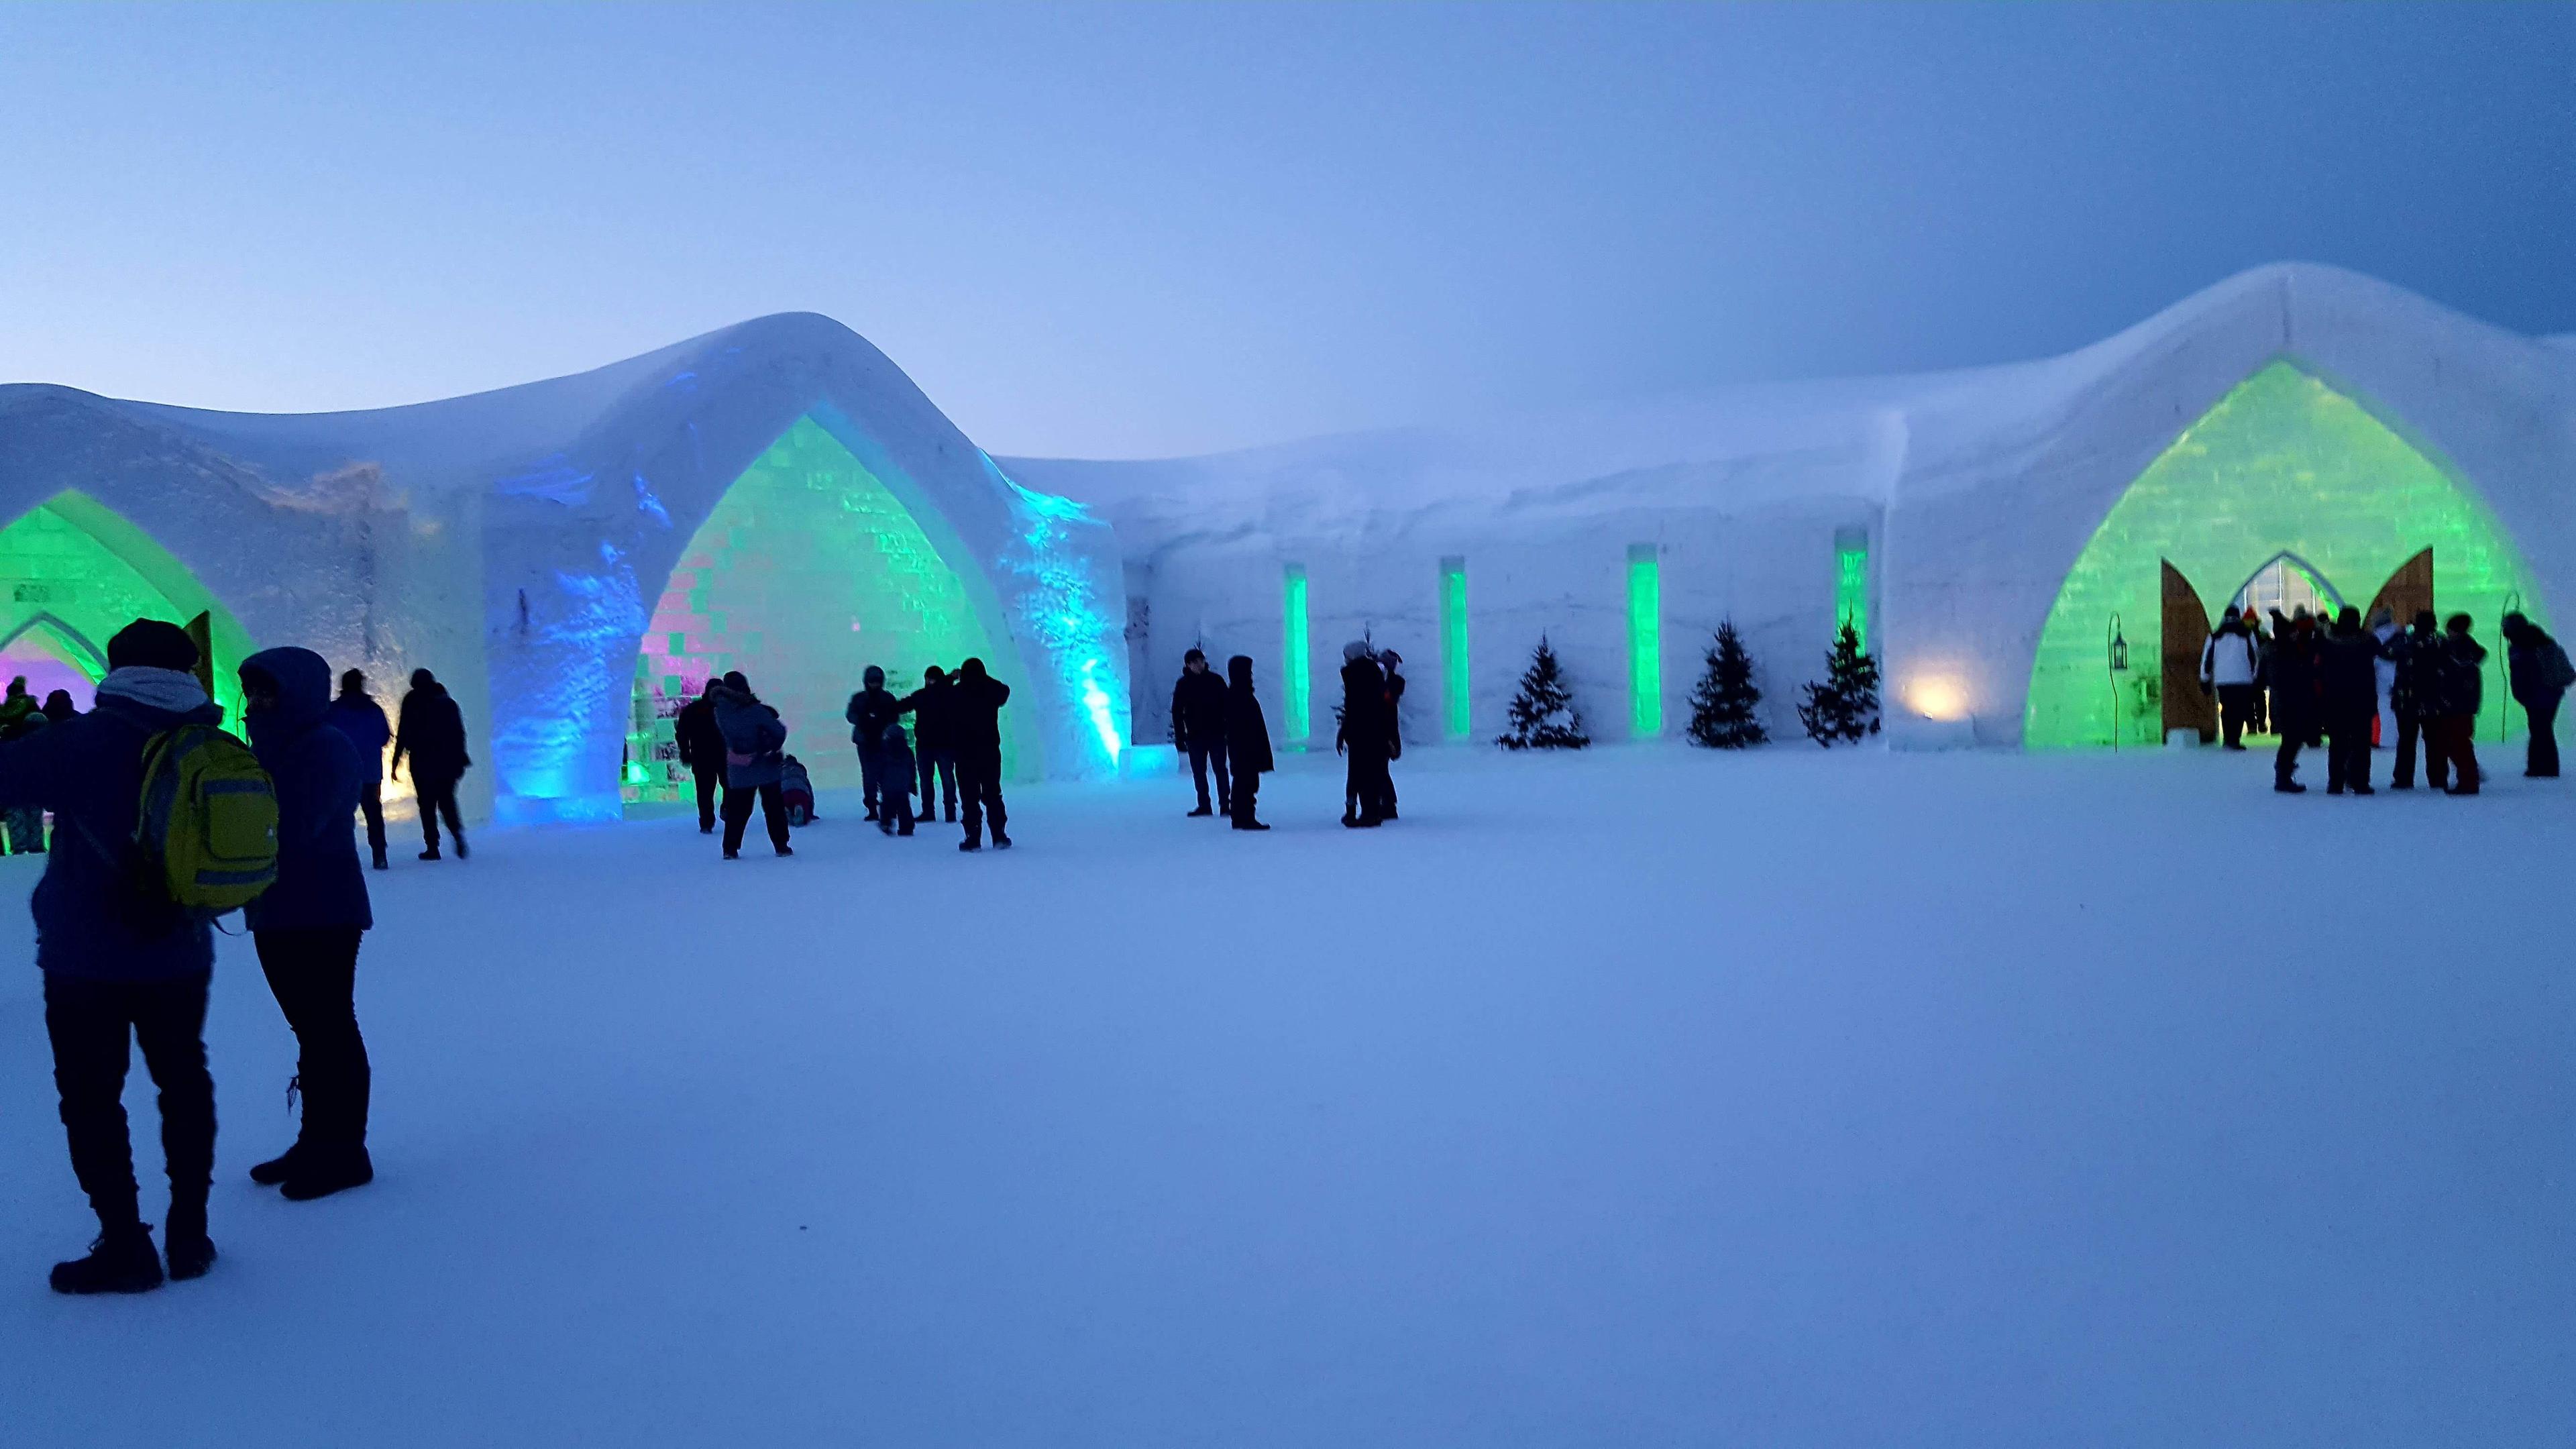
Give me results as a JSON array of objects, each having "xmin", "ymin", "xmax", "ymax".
[{"xmin": 1, "ymin": 743, "xmax": 2569, "ymax": 1447}]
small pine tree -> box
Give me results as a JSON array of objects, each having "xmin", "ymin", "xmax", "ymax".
[
  {"xmin": 1496, "ymin": 635, "xmax": 1590, "ymax": 750},
  {"xmin": 1796, "ymin": 622, "xmax": 1882, "ymax": 746},
  {"xmin": 1686, "ymin": 621, "xmax": 1766, "ymax": 748}
]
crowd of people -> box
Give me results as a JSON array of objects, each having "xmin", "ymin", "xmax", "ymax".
[{"xmin": 2200, "ymin": 604, "xmax": 2570, "ymax": 794}]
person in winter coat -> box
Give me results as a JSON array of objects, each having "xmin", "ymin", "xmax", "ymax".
[
  {"xmin": 0, "ymin": 677, "xmax": 50, "ymax": 853},
  {"xmin": 947, "ymin": 657, "xmax": 1012, "ymax": 851},
  {"xmin": 2502, "ymin": 612, "xmax": 2571, "ymax": 779},
  {"xmin": 1336, "ymin": 641, "xmax": 1390, "ymax": 827},
  {"xmin": 0, "ymin": 620, "xmax": 222, "ymax": 1293},
  {"xmin": 902, "ymin": 665, "xmax": 959, "ymax": 824},
  {"xmin": 1224, "ymin": 655, "xmax": 1274, "ymax": 831},
  {"xmin": 326, "ymin": 669, "xmax": 393, "ymax": 870},
  {"xmin": 845, "ymin": 666, "xmax": 909, "ymax": 823},
  {"xmin": 2200, "ymin": 614, "xmax": 2261, "ymax": 749},
  {"xmin": 2428, "ymin": 612, "xmax": 2488, "ymax": 795},
  {"xmin": 873, "ymin": 720, "xmax": 917, "ymax": 836},
  {"xmin": 2249, "ymin": 612, "xmax": 2275, "ymax": 735},
  {"xmin": 1171, "ymin": 648, "xmax": 1232, "ymax": 818},
  {"xmin": 239, "ymin": 648, "xmax": 376, "ymax": 1203},
  {"xmin": 674, "ymin": 683, "xmax": 728, "ymax": 834},
  {"xmin": 2318, "ymin": 607, "xmax": 2381, "ymax": 794},
  {"xmin": 711, "ymin": 671, "xmax": 793, "ymax": 858},
  {"xmin": 780, "ymin": 755, "xmax": 816, "ymax": 827},
  {"xmin": 1377, "ymin": 649, "xmax": 1407, "ymax": 820},
  {"xmin": 2267, "ymin": 610, "xmax": 2323, "ymax": 793},
  {"xmin": 2388, "ymin": 610, "xmax": 2444, "ymax": 789},
  {"xmin": 392, "ymin": 668, "xmax": 471, "ymax": 861},
  {"xmin": 2367, "ymin": 606, "xmax": 2402, "ymax": 750},
  {"xmin": 42, "ymin": 689, "xmax": 76, "ymax": 723}
]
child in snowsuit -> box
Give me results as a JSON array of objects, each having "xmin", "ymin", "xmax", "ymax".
[
  {"xmin": 874, "ymin": 721, "xmax": 916, "ymax": 836},
  {"xmin": 780, "ymin": 755, "xmax": 816, "ymax": 826}
]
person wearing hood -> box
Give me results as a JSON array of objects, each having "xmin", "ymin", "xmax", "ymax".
[
  {"xmin": 2389, "ymin": 610, "xmax": 2444, "ymax": 789},
  {"xmin": 2318, "ymin": 606, "xmax": 2381, "ymax": 794},
  {"xmin": 902, "ymin": 665, "xmax": 959, "ymax": 823},
  {"xmin": 0, "ymin": 676, "xmax": 50, "ymax": 853},
  {"xmin": 712, "ymin": 671, "xmax": 793, "ymax": 858},
  {"xmin": 1377, "ymin": 649, "xmax": 1407, "ymax": 820},
  {"xmin": 2502, "ymin": 611, "xmax": 2571, "ymax": 778},
  {"xmin": 845, "ymin": 666, "xmax": 908, "ymax": 823},
  {"xmin": 392, "ymin": 667, "xmax": 471, "ymax": 861},
  {"xmin": 1171, "ymin": 648, "xmax": 1231, "ymax": 818},
  {"xmin": 873, "ymin": 719, "xmax": 917, "ymax": 836},
  {"xmin": 0, "ymin": 620, "xmax": 224, "ymax": 1292},
  {"xmin": 673, "ymin": 680, "xmax": 728, "ymax": 833},
  {"xmin": 1224, "ymin": 655, "xmax": 1273, "ymax": 830},
  {"xmin": 2429, "ymin": 612, "xmax": 2489, "ymax": 795},
  {"xmin": 1336, "ymin": 642, "xmax": 1389, "ymax": 826},
  {"xmin": 239, "ymin": 649, "xmax": 376, "ymax": 1202},
  {"xmin": 947, "ymin": 657, "xmax": 1012, "ymax": 851},
  {"xmin": 2200, "ymin": 613, "xmax": 2260, "ymax": 750},
  {"xmin": 327, "ymin": 669, "xmax": 393, "ymax": 871},
  {"xmin": 42, "ymin": 688, "xmax": 77, "ymax": 724},
  {"xmin": 2267, "ymin": 610, "xmax": 2322, "ymax": 794}
]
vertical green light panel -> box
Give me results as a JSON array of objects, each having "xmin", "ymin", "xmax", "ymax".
[
  {"xmin": 1283, "ymin": 563, "xmax": 1310, "ymax": 743},
  {"xmin": 1834, "ymin": 527, "xmax": 1870, "ymax": 652},
  {"xmin": 1439, "ymin": 555, "xmax": 1470, "ymax": 739},
  {"xmin": 1626, "ymin": 544, "xmax": 1662, "ymax": 737}
]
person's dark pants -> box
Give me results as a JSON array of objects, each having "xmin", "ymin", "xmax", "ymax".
[
  {"xmin": 1346, "ymin": 747, "xmax": 1391, "ymax": 822},
  {"xmin": 957, "ymin": 745, "xmax": 1007, "ymax": 843},
  {"xmin": 415, "ymin": 774, "xmax": 464, "ymax": 853},
  {"xmin": 693, "ymin": 765, "xmax": 724, "ymax": 833},
  {"xmin": 1187, "ymin": 742, "xmax": 1232, "ymax": 812},
  {"xmin": 879, "ymin": 788, "xmax": 914, "ymax": 833},
  {"xmin": 917, "ymin": 747, "xmax": 957, "ymax": 820},
  {"xmin": 1230, "ymin": 759, "xmax": 1261, "ymax": 825},
  {"xmin": 2273, "ymin": 729, "xmax": 2308, "ymax": 787},
  {"xmin": 254, "ymin": 929, "xmax": 370, "ymax": 1150},
  {"xmin": 2326, "ymin": 717, "xmax": 2373, "ymax": 792},
  {"xmin": 857, "ymin": 743, "xmax": 883, "ymax": 820},
  {"xmin": 44, "ymin": 970, "xmax": 215, "ymax": 1232},
  {"xmin": 1378, "ymin": 752, "xmax": 1399, "ymax": 817},
  {"xmin": 722, "ymin": 782, "xmax": 790, "ymax": 853},
  {"xmin": 2525, "ymin": 696, "xmax": 2561, "ymax": 777},
  {"xmin": 2430, "ymin": 715, "xmax": 2480, "ymax": 794},
  {"xmin": 2393, "ymin": 713, "xmax": 2424, "ymax": 788},
  {"xmin": 356, "ymin": 780, "xmax": 388, "ymax": 860},
  {"xmin": 2216, "ymin": 684, "xmax": 2257, "ymax": 747}
]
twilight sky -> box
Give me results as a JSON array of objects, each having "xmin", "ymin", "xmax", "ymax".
[{"xmin": 1, "ymin": 1, "xmax": 2568, "ymax": 459}]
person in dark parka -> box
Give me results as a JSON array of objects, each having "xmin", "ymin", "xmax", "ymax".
[
  {"xmin": 948, "ymin": 657, "xmax": 1012, "ymax": 851},
  {"xmin": 2389, "ymin": 610, "xmax": 2443, "ymax": 789},
  {"xmin": 240, "ymin": 649, "xmax": 376, "ymax": 1202},
  {"xmin": 2267, "ymin": 611, "xmax": 2323, "ymax": 794},
  {"xmin": 2430, "ymin": 614, "xmax": 2488, "ymax": 795},
  {"xmin": 1336, "ymin": 642, "xmax": 1389, "ymax": 826},
  {"xmin": 1224, "ymin": 655, "xmax": 1273, "ymax": 830},
  {"xmin": 327, "ymin": 669, "xmax": 393, "ymax": 870},
  {"xmin": 1172, "ymin": 648, "xmax": 1231, "ymax": 818},
  {"xmin": 1377, "ymin": 649, "xmax": 1407, "ymax": 820},
  {"xmin": 392, "ymin": 668, "xmax": 471, "ymax": 860},
  {"xmin": 874, "ymin": 720, "xmax": 917, "ymax": 836},
  {"xmin": 2502, "ymin": 612, "xmax": 2571, "ymax": 778},
  {"xmin": 0, "ymin": 677, "xmax": 50, "ymax": 853},
  {"xmin": 712, "ymin": 671, "xmax": 794, "ymax": 858},
  {"xmin": 42, "ymin": 688, "xmax": 76, "ymax": 723},
  {"xmin": 0, "ymin": 619, "xmax": 222, "ymax": 1293},
  {"xmin": 845, "ymin": 666, "xmax": 908, "ymax": 822},
  {"xmin": 674, "ymin": 683, "xmax": 727, "ymax": 833},
  {"xmin": 902, "ymin": 665, "xmax": 959, "ymax": 822},
  {"xmin": 2318, "ymin": 606, "xmax": 2381, "ymax": 795}
]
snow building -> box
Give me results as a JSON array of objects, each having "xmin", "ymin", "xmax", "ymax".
[
  {"xmin": 1007, "ymin": 264, "xmax": 2576, "ymax": 753},
  {"xmin": 0, "ymin": 313, "xmax": 1128, "ymax": 824}
]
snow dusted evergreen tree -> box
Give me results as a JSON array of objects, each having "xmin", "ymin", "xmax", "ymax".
[
  {"xmin": 1496, "ymin": 635, "xmax": 1589, "ymax": 750},
  {"xmin": 1796, "ymin": 621, "xmax": 1881, "ymax": 746},
  {"xmin": 1686, "ymin": 621, "xmax": 1766, "ymax": 748}
]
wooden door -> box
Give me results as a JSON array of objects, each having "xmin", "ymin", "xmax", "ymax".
[
  {"xmin": 2161, "ymin": 560, "xmax": 2216, "ymax": 743},
  {"xmin": 2368, "ymin": 547, "xmax": 2434, "ymax": 628}
]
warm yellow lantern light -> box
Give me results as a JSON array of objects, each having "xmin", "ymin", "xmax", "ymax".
[{"xmin": 1909, "ymin": 676, "xmax": 1970, "ymax": 722}]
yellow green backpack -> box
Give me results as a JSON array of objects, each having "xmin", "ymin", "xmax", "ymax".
[{"xmin": 137, "ymin": 724, "xmax": 278, "ymax": 915}]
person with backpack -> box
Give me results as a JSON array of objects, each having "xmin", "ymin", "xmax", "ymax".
[
  {"xmin": 2429, "ymin": 612, "xmax": 2489, "ymax": 796},
  {"xmin": 392, "ymin": 667, "xmax": 470, "ymax": 861},
  {"xmin": 239, "ymin": 648, "xmax": 376, "ymax": 1202},
  {"xmin": 948, "ymin": 657, "xmax": 1012, "ymax": 851},
  {"xmin": 710, "ymin": 671, "xmax": 793, "ymax": 859},
  {"xmin": 674, "ymin": 681, "xmax": 727, "ymax": 834},
  {"xmin": 2502, "ymin": 611, "xmax": 2571, "ymax": 779},
  {"xmin": 845, "ymin": 666, "xmax": 907, "ymax": 823},
  {"xmin": 327, "ymin": 669, "xmax": 393, "ymax": 871},
  {"xmin": 2200, "ymin": 613, "xmax": 2261, "ymax": 750},
  {"xmin": 0, "ymin": 676, "xmax": 51, "ymax": 853},
  {"xmin": 1224, "ymin": 655, "xmax": 1274, "ymax": 831},
  {"xmin": 903, "ymin": 665, "xmax": 959, "ymax": 824},
  {"xmin": 0, "ymin": 620, "xmax": 247, "ymax": 1293}
]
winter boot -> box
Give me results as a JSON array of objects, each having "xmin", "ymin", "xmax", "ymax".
[
  {"xmin": 775, "ymin": 843, "xmax": 794, "ymax": 858},
  {"xmin": 280, "ymin": 1144, "xmax": 374, "ymax": 1202},
  {"xmin": 722, "ymin": 848, "xmax": 741, "ymax": 861},
  {"xmin": 1233, "ymin": 818, "xmax": 1271, "ymax": 831},
  {"xmin": 878, "ymin": 815, "xmax": 895, "ymax": 837},
  {"xmin": 2273, "ymin": 780, "xmax": 2307, "ymax": 794},
  {"xmin": 1188, "ymin": 803, "xmax": 1214, "ymax": 818},
  {"xmin": 50, "ymin": 1224, "xmax": 162, "ymax": 1295},
  {"xmin": 897, "ymin": 818, "xmax": 914, "ymax": 837},
  {"xmin": 164, "ymin": 1199, "xmax": 215, "ymax": 1282},
  {"xmin": 959, "ymin": 837, "xmax": 981, "ymax": 853},
  {"xmin": 991, "ymin": 833, "xmax": 1012, "ymax": 850},
  {"xmin": 371, "ymin": 848, "xmax": 389, "ymax": 871},
  {"xmin": 249, "ymin": 1141, "xmax": 309, "ymax": 1186},
  {"xmin": 419, "ymin": 846, "xmax": 441, "ymax": 861},
  {"xmin": 453, "ymin": 833, "xmax": 469, "ymax": 861}
]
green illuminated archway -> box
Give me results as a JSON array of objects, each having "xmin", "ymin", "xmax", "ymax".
[
  {"xmin": 0, "ymin": 492, "xmax": 255, "ymax": 720},
  {"xmin": 623, "ymin": 417, "xmax": 1008, "ymax": 807},
  {"xmin": 2026, "ymin": 361, "xmax": 2542, "ymax": 748}
]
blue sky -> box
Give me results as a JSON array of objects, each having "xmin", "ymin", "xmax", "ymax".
[{"xmin": 1, "ymin": 1, "xmax": 2567, "ymax": 458}]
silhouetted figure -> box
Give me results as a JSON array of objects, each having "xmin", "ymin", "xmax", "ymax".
[
  {"xmin": 903, "ymin": 665, "xmax": 959, "ymax": 823},
  {"xmin": 948, "ymin": 657, "xmax": 1012, "ymax": 851},
  {"xmin": 2503, "ymin": 611, "xmax": 2571, "ymax": 779},
  {"xmin": 1225, "ymin": 655, "xmax": 1273, "ymax": 830},
  {"xmin": 2389, "ymin": 610, "xmax": 2443, "ymax": 789},
  {"xmin": 874, "ymin": 721, "xmax": 916, "ymax": 836},
  {"xmin": 2320, "ymin": 606, "xmax": 2379, "ymax": 794},
  {"xmin": 2429, "ymin": 612, "xmax": 2487, "ymax": 795},
  {"xmin": 1336, "ymin": 642, "xmax": 1389, "ymax": 826},
  {"xmin": 0, "ymin": 677, "xmax": 49, "ymax": 853},
  {"xmin": 1377, "ymin": 649, "xmax": 1407, "ymax": 820},
  {"xmin": 0, "ymin": 620, "xmax": 221, "ymax": 1293},
  {"xmin": 1172, "ymin": 648, "xmax": 1231, "ymax": 817},
  {"xmin": 327, "ymin": 669, "xmax": 392, "ymax": 870},
  {"xmin": 780, "ymin": 754, "xmax": 816, "ymax": 827},
  {"xmin": 710, "ymin": 671, "xmax": 792, "ymax": 858},
  {"xmin": 845, "ymin": 665, "xmax": 906, "ymax": 822},
  {"xmin": 41, "ymin": 688, "xmax": 76, "ymax": 723},
  {"xmin": 2200, "ymin": 614, "xmax": 2259, "ymax": 749},
  {"xmin": 393, "ymin": 668, "xmax": 470, "ymax": 861},
  {"xmin": 674, "ymin": 683, "xmax": 727, "ymax": 833},
  {"xmin": 2267, "ymin": 611, "xmax": 2322, "ymax": 794},
  {"xmin": 240, "ymin": 648, "xmax": 376, "ymax": 1203}
]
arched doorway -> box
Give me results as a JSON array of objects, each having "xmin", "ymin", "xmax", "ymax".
[
  {"xmin": 0, "ymin": 492, "xmax": 255, "ymax": 720},
  {"xmin": 621, "ymin": 417, "xmax": 1010, "ymax": 810},
  {"xmin": 2026, "ymin": 361, "xmax": 2543, "ymax": 748}
]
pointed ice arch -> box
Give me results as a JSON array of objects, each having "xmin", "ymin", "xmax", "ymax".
[
  {"xmin": 2024, "ymin": 360, "xmax": 2544, "ymax": 749},
  {"xmin": 0, "ymin": 492, "xmax": 256, "ymax": 718}
]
